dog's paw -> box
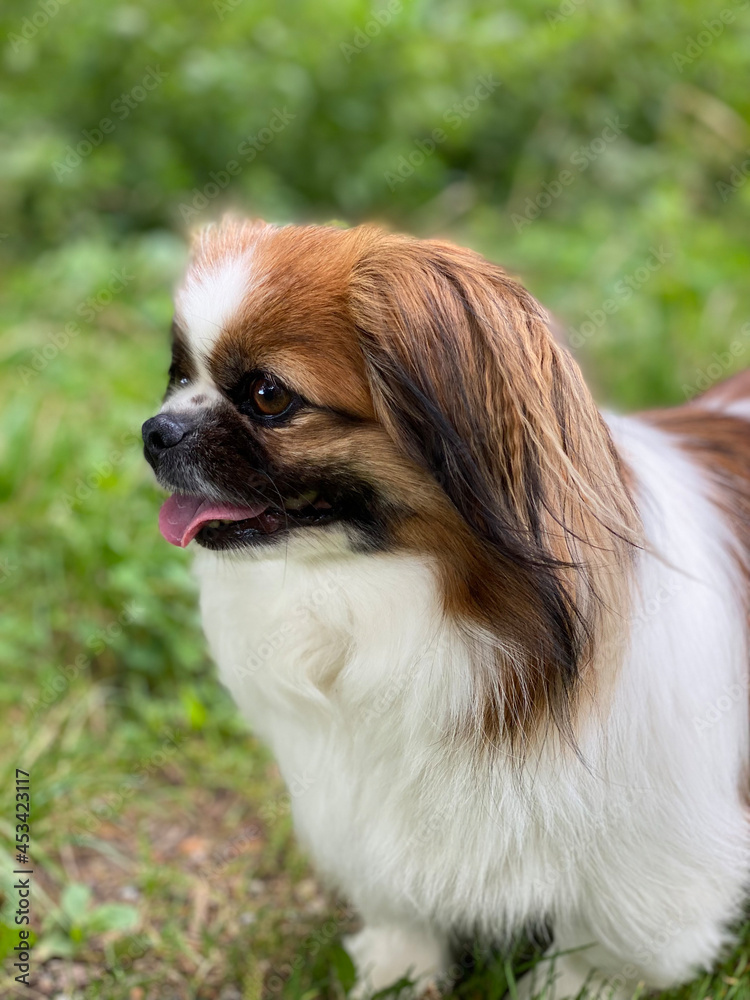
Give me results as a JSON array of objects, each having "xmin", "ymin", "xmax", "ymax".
[
  {"xmin": 516, "ymin": 952, "xmax": 632, "ymax": 1000},
  {"xmin": 344, "ymin": 924, "xmax": 449, "ymax": 998}
]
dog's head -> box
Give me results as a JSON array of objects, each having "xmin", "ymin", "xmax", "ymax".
[{"xmin": 143, "ymin": 218, "xmax": 639, "ymax": 740}]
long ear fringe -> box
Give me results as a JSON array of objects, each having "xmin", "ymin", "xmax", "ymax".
[{"xmin": 350, "ymin": 234, "xmax": 641, "ymax": 748}]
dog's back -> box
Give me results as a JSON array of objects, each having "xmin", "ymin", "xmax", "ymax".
[{"xmin": 641, "ymin": 368, "xmax": 750, "ymax": 591}]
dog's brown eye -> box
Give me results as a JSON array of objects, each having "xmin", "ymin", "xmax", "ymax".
[{"xmin": 248, "ymin": 375, "xmax": 295, "ymax": 418}]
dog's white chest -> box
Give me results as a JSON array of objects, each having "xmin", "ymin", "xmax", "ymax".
[{"xmin": 193, "ymin": 545, "xmax": 594, "ymax": 933}]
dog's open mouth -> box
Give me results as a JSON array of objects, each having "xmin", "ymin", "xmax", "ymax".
[{"xmin": 158, "ymin": 492, "xmax": 335, "ymax": 549}]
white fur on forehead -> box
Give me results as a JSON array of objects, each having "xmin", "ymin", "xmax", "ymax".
[{"xmin": 175, "ymin": 252, "xmax": 257, "ymax": 362}]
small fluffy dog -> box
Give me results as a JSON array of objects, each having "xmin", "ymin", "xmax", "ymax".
[{"xmin": 143, "ymin": 219, "xmax": 750, "ymax": 999}]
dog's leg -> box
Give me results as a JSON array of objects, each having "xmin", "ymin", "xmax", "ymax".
[
  {"xmin": 517, "ymin": 897, "xmax": 743, "ymax": 1000},
  {"xmin": 344, "ymin": 923, "xmax": 450, "ymax": 997},
  {"xmin": 516, "ymin": 945, "xmax": 632, "ymax": 1000}
]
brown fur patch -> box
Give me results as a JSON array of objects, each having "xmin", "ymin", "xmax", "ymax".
[
  {"xmin": 695, "ymin": 368, "xmax": 750, "ymax": 410},
  {"xmin": 190, "ymin": 220, "xmax": 376, "ymax": 418}
]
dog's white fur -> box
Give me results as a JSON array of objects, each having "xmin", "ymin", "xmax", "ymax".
[
  {"xmin": 175, "ymin": 251, "xmax": 257, "ymax": 363},
  {"xmin": 192, "ymin": 413, "xmax": 750, "ymax": 998}
]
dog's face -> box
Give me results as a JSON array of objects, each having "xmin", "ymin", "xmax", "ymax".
[
  {"xmin": 143, "ymin": 219, "xmax": 639, "ymax": 739},
  {"xmin": 143, "ymin": 221, "xmax": 439, "ymax": 554}
]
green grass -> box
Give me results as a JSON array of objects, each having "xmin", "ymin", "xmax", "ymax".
[{"xmin": 1, "ymin": 224, "xmax": 749, "ymax": 999}]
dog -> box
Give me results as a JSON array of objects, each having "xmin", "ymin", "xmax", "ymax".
[{"xmin": 143, "ymin": 218, "xmax": 750, "ymax": 999}]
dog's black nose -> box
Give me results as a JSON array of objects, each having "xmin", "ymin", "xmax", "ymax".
[{"xmin": 142, "ymin": 414, "xmax": 192, "ymax": 462}]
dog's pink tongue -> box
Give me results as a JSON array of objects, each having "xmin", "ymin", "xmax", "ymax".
[{"xmin": 159, "ymin": 494, "xmax": 268, "ymax": 547}]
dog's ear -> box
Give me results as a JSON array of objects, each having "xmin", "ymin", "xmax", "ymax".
[
  {"xmin": 349, "ymin": 235, "xmax": 639, "ymax": 741},
  {"xmin": 350, "ymin": 235, "xmax": 629, "ymax": 560}
]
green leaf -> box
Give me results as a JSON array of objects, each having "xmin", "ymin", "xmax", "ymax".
[
  {"xmin": 60, "ymin": 883, "xmax": 92, "ymax": 921},
  {"xmin": 39, "ymin": 930, "xmax": 76, "ymax": 959},
  {"xmin": 329, "ymin": 943, "xmax": 357, "ymax": 993},
  {"xmin": 181, "ymin": 687, "xmax": 208, "ymax": 730},
  {"xmin": 84, "ymin": 903, "xmax": 139, "ymax": 935}
]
